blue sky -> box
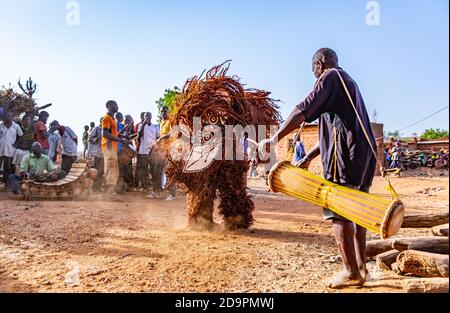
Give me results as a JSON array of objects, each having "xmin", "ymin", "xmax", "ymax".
[{"xmin": 0, "ymin": 0, "xmax": 448, "ymax": 139}]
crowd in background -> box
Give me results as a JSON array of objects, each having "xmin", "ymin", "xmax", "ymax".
[
  {"xmin": 85, "ymin": 101, "xmax": 175, "ymax": 200},
  {"xmin": 0, "ymin": 101, "xmax": 175, "ymax": 200},
  {"xmin": 0, "ymin": 109, "xmax": 78, "ymax": 193}
]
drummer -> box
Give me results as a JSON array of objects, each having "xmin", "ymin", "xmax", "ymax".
[
  {"xmin": 260, "ymin": 48, "xmax": 376, "ymax": 288},
  {"xmin": 116, "ymin": 112, "xmax": 134, "ymax": 191}
]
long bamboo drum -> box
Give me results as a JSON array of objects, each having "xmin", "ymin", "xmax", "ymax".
[{"xmin": 268, "ymin": 161, "xmax": 405, "ymax": 239}]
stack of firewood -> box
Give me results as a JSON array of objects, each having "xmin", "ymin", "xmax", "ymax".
[
  {"xmin": 0, "ymin": 77, "xmax": 51, "ymax": 119},
  {"xmin": 366, "ymin": 212, "xmax": 449, "ymax": 293}
]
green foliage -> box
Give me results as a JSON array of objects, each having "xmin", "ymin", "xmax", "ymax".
[
  {"xmin": 155, "ymin": 87, "xmax": 180, "ymax": 115},
  {"xmin": 386, "ymin": 130, "xmax": 400, "ymax": 138},
  {"xmin": 420, "ymin": 128, "xmax": 449, "ymax": 140}
]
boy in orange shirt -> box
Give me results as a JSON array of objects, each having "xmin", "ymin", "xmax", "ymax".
[{"xmin": 102, "ymin": 100, "xmax": 127, "ymax": 195}]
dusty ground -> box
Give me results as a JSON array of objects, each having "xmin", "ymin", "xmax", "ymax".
[{"xmin": 0, "ymin": 167, "xmax": 448, "ymax": 293}]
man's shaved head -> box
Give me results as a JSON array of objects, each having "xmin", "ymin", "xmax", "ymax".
[
  {"xmin": 313, "ymin": 48, "xmax": 339, "ymax": 67},
  {"xmin": 38, "ymin": 111, "xmax": 49, "ymax": 124},
  {"xmin": 312, "ymin": 48, "xmax": 339, "ymax": 78},
  {"xmin": 106, "ymin": 100, "xmax": 119, "ymax": 115},
  {"xmin": 32, "ymin": 142, "xmax": 42, "ymax": 149},
  {"xmin": 31, "ymin": 142, "xmax": 43, "ymax": 156},
  {"xmin": 106, "ymin": 100, "xmax": 117, "ymax": 108},
  {"xmin": 115, "ymin": 112, "xmax": 124, "ymax": 123}
]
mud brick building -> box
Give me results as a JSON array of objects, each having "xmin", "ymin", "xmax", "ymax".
[{"xmin": 405, "ymin": 139, "xmax": 449, "ymax": 152}]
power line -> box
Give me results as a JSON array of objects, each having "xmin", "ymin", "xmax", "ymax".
[{"xmin": 397, "ymin": 105, "xmax": 449, "ymax": 132}]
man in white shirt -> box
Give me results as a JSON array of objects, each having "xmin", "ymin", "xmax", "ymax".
[
  {"xmin": 0, "ymin": 112, "xmax": 23, "ymax": 185},
  {"xmin": 136, "ymin": 112, "xmax": 160, "ymax": 198},
  {"xmin": 50, "ymin": 121, "xmax": 78, "ymax": 175}
]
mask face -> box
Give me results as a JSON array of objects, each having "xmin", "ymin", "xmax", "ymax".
[{"xmin": 182, "ymin": 127, "xmax": 222, "ymax": 174}]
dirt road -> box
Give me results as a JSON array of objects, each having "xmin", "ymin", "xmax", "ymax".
[{"xmin": 0, "ymin": 170, "xmax": 448, "ymax": 293}]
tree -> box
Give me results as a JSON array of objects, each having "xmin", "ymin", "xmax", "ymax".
[
  {"xmin": 155, "ymin": 87, "xmax": 180, "ymax": 115},
  {"xmin": 386, "ymin": 130, "xmax": 400, "ymax": 138},
  {"xmin": 420, "ymin": 128, "xmax": 449, "ymax": 141}
]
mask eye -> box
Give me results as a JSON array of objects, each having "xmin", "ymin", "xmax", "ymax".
[
  {"xmin": 208, "ymin": 114, "xmax": 219, "ymax": 125},
  {"xmin": 202, "ymin": 132, "xmax": 212, "ymax": 142}
]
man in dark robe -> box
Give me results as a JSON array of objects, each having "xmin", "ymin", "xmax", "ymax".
[{"xmin": 260, "ymin": 48, "xmax": 376, "ymax": 288}]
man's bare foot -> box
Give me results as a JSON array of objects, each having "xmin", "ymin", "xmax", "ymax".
[
  {"xmin": 359, "ymin": 266, "xmax": 371, "ymax": 281},
  {"xmin": 327, "ymin": 270, "xmax": 365, "ymax": 289}
]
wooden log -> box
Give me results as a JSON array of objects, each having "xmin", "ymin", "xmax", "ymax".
[
  {"xmin": 366, "ymin": 237, "xmax": 421, "ymax": 258},
  {"xmin": 394, "ymin": 250, "xmax": 449, "ymax": 278},
  {"xmin": 391, "ymin": 240, "xmax": 412, "ymax": 252},
  {"xmin": 403, "ymin": 278, "xmax": 449, "ymax": 293},
  {"xmin": 402, "ymin": 212, "xmax": 449, "ymax": 228},
  {"xmin": 366, "ymin": 277, "xmax": 449, "ymax": 293},
  {"xmin": 392, "ymin": 237, "xmax": 449, "ymax": 254},
  {"xmin": 407, "ymin": 239, "xmax": 448, "ymax": 254},
  {"xmin": 382, "ymin": 168, "xmax": 401, "ymax": 177},
  {"xmin": 366, "ymin": 239, "xmax": 396, "ymax": 258},
  {"xmin": 376, "ymin": 250, "xmax": 400, "ymax": 271},
  {"xmin": 432, "ymin": 224, "xmax": 449, "ymax": 237}
]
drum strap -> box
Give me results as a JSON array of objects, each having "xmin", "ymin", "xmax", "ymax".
[
  {"xmin": 331, "ymin": 68, "xmax": 400, "ymax": 200},
  {"xmin": 333, "ymin": 127, "xmax": 338, "ymax": 182}
]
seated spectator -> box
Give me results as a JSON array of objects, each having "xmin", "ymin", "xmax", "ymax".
[{"xmin": 7, "ymin": 142, "xmax": 66, "ymax": 194}]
